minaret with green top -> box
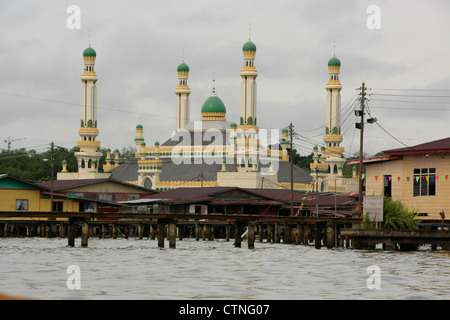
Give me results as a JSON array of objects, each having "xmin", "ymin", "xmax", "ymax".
[
  {"xmin": 322, "ymin": 52, "xmax": 346, "ymax": 176},
  {"xmin": 75, "ymin": 45, "xmax": 103, "ymax": 174},
  {"xmin": 240, "ymin": 40, "xmax": 258, "ymax": 126},
  {"xmin": 175, "ymin": 61, "xmax": 191, "ymax": 131}
]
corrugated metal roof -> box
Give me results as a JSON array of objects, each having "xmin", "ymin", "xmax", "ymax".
[
  {"xmin": 211, "ymin": 199, "xmax": 285, "ymax": 206},
  {"xmin": 38, "ymin": 177, "xmax": 155, "ymax": 193},
  {"xmin": 384, "ymin": 137, "xmax": 450, "ymax": 155}
]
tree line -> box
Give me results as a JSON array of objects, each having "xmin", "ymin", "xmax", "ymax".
[
  {"xmin": 1, "ymin": 145, "xmax": 356, "ymax": 183},
  {"xmin": 0, "ymin": 145, "xmax": 136, "ymax": 183}
]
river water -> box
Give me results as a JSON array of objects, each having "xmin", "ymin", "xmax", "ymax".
[{"xmin": 0, "ymin": 237, "xmax": 449, "ymax": 300}]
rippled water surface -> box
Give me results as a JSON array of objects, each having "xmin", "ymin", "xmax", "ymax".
[{"xmin": 1, "ymin": 237, "xmax": 449, "ymax": 300}]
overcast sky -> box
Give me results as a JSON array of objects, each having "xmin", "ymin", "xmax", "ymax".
[{"xmin": 1, "ymin": 0, "xmax": 450, "ymax": 158}]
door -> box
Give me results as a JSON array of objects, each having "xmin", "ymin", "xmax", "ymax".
[{"xmin": 384, "ymin": 175, "xmax": 392, "ymax": 198}]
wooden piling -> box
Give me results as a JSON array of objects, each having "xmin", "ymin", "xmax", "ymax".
[
  {"xmin": 168, "ymin": 223, "xmax": 176, "ymax": 249},
  {"xmin": 314, "ymin": 223, "xmax": 322, "ymax": 249},
  {"xmin": 81, "ymin": 221, "xmax": 89, "ymax": 248},
  {"xmin": 157, "ymin": 222, "xmax": 165, "ymax": 248},
  {"xmin": 267, "ymin": 225, "xmax": 272, "ymax": 243},
  {"xmin": 296, "ymin": 224, "xmax": 302, "ymax": 245},
  {"xmin": 385, "ymin": 242, "xmax": 397, "ymax": 250},
  {"xmin": 209, "ymin": 225, "xmax": 214, "ymax": 241},
  {"xmin": 195, "ymin": 223, "xmax": 200, "ymax": 241},
  {"xmin": 302, "ymin": 224, "xmax": 309, "ymax": 245},
  {"xmin": 178, "ymin": 226, "xmax": 183, "ymax": 241},
  {"xmin": 112, "ymin": 223, "xmax": 117, "ymax": 239},
  {"xmin": 258, "ymin": 224, "xmax": 264, "ymax": 242},
  {"xmin": 68, "ymin": 221, "xmax": 76, "ymax": 247},
  {"xmin": 225, "ymin": 224, "xmax": 230, "ymax": 242},
  {"xmin": 326, "ymin": 223, "xmax": 334, "ymax": 249},
  {"xmin": 248, "ymin": 222, "xmax": 255, "ymax": 249},
  {"xmin": 150, "ymin": 224, "xmax": 156, "ymax": 240},
  {"xmin": 234, "ymin": 222, "xmax": 241, "ymax": 247},
  {"xmin": 138, "ymin": 223, "xmax": 144, "ymax": 240},
  {"xmin": 274, "ymin": 223, "xmax": 280, "ymax": 243}
]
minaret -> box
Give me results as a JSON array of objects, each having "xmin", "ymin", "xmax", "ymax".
[
  {"xmin": 237, "ymin": 39, "xmax": 259, "ymax": 172},
  {"xmin": 240, "ymin": 40, "xmax": 258, "ymax": 126},
  {"xmin": 322, "ymin": 53, "xmax": 346, "ymax": 176},
  {"xmin": 175, "ymin": 61, "xmax": 191, "ymax": 131},
  {"xmin": 75, "ymin": 46, "xmax": 103, "ymax": 174}
]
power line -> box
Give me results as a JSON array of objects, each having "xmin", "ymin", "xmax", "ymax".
[
  {"xmin": 371, "ymin": 98, "xmax": 450, "ymax": 105},
  {"xmin": 296, "ymin": 93, "xmax": 359, "ymax": 134},
  {"xmin": 370, "ymin": 106, "xmax": 450, "ymax": 111},
  {"xmin": 0, "ymin": 91, "xmax": 170, "ymax": 119},
  {"xmin": 365, "ymin": 104, "xmax": 412, "ymax": 150},
  {"xmin": 372, "ymin": 88, "xmax": 450, "ymax": 92},
  {"xmin": 372, "ymin": 93, "xmax": 450, "ymax": 98}
]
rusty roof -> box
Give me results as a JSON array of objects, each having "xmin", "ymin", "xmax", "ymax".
[
  {"xmin": 383, "ymin": 137, "xmax": 450, "ymax": 155},
  {"xmin": 38, "ymin": 178, "xmax": 155, "ymax": 193}
]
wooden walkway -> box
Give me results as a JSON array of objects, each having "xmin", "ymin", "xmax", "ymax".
[
  {"xmin": 0, "ymin": 211, "xmax": 361, "ymax": 249},
  {"xmin": 341, "ymin": 228, "xmax": 450, "ymax": 250},
  {"xmin": 2, "ymin": 211, "xmax": 449, "ymax": 251}
]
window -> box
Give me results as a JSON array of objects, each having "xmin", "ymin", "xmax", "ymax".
[
  {"xmin": 16, "ymin": 199, "xmax": 29, "ymax": 212},
  {"xmin": 413, "ymin": 168, "xmax": 436, "ymax": 197},
  {"xmin": 52, "ymin": 201, "xmax": 63, "ymax": 212},
  {"xmin": 143, "ymin": 178, "xmax": 152, "ymax": 189}
]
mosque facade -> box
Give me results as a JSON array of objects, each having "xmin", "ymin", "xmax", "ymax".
[{"xmin": 58, "ymin": 39, "xmax": 357, "ymax": 193}]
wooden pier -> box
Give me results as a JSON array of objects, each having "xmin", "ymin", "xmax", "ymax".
[
  {"xmin": 0, "ymin": 211, "xmax": 449, "ymax": 251},
  {"xmin": 340, "ymin": 228, "xmax": 450, "ymax": 251}
]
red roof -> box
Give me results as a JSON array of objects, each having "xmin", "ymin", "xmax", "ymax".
[
  {"xmin": 383, "ymin": 137, "xmax": 450, "ymax": 155},
  {"xmin": 347, "ymin": 155, "xmax": 402, "ymax": 165},
  {"xmin": 142, "ymin": 187, "xmax": 306, "ymax": 205},
  {"xmin": 38, "ymin": 178, "xmax": 155, "ymax": 193}
]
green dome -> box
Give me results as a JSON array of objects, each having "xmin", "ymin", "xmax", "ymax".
[
  {"xmin": 155, "ymin": 141, "xmax": 160, "ymax": 146},
  {"xmin": 243, "ymin": 41, "xmax": 256, "ymax": 52},
  {"xmin": 201, "ymin": 95, "xmax": 226, "ymax": 114},
  {"xmin": 83, "ymin": 47, "xmax": 96, "ymax": 57},
  {"xmin": 328, "ymin": 56, "xmax": 341, "ymax": 67},
  {"xmin": 230, "ymin": 122, "xmax": 237, "ymax": 128},
  {"xmin": 282, "ymin": 128, "xmax": 289, "ymax": 134},
  {"xmin": 136, "ymin": 124, "xmax": 143, "ymax": 129},
  {"xmin": 177, "ymin": 62, "xmax": 189, "ymax": 72}
]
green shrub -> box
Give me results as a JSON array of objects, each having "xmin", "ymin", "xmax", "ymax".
[{"xmin": 383, "ymin": 196, "xmax": 419, "ymax": 230}]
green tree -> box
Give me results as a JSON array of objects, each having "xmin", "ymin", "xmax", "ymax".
[{"xmin": 0, "ymin": 146, "xmax": 80, "ymax": 182}]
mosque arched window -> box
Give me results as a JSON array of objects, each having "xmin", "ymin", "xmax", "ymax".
[{"xmin": 143, "ymin": 177, "xmax": 152, "ymax": 189}]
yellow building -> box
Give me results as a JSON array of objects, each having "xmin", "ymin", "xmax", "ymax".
[
  {"xmin": 349, "ymin": 137, "xmax": 450, "ymax": 220},
  {"xmin": 0, "ymin": 174, "xmax": 98, "ymax": 219}
]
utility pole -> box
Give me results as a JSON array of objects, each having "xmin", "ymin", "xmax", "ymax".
[
  {"xmin": 50, "ymin": 141, "xmax": 54, "ymax": 212},
  {"xmin": 289, "ymin": 123, "xmax": 294, "ymax": 216},
  {"xmin": 4, "ymin": 137, "xmax": 25, "ymax": 151},
  {"xmin": 357, "ymin": 82, "xmax": 366, "ymax": 217}
]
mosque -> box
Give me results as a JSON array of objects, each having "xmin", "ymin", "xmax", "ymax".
[{"xmin": 57, "ymin": 38, "xmax": 357, "ymax": 193}]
